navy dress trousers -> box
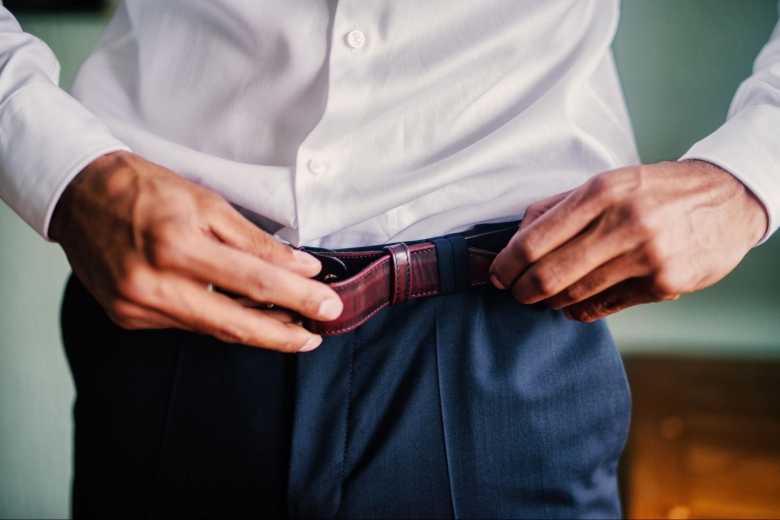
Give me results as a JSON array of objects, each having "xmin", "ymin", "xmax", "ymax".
[{"xmin": 61, "ymin": 223, "xmax": 631, "ymax": 518}]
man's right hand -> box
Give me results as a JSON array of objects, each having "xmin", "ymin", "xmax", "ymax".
[{"xmin": 49, "ymin": 151, "xmax": 342, "ymax": 352}]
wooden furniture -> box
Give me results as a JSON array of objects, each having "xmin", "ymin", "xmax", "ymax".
[{"xmin": 621, "ymin": 355, "xmax": 780, "ymax": 519}]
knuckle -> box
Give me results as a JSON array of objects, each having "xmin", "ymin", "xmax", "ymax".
[
  {"xmin": 215, "ymin": 324, "xmax": 249, "ymax": 345},
  {"xmin": 568, "ymin": 307, "xmax": 591, "ymax": 323},
  {"xmin": 588, "ymin": 174, "xmax": 608, "ymax": 193},
  {"xmin": 510, "ymin": 235, "xmax": 536, "ymax": 264},
  {"xmin": 115, "ymin": 266, "xmax": 149, "ymax": 301},
  {"xmin": 146, "ymin": 225, "xmax": 184, "ymax": 268},
  {"xmin": 106, "ymin": 298, "xmax": 125, "ymax": 317},
  {"xmin": 613, "ymin": 166, "xmax": 644, "ymax": 195},
  {"xmin": 299, "ymin": 291, "xmax": 324, "ymax": 316},
  {"xmin": 621, "ymin": 201, "xmax": 654, "ymax": 237},
  {"xmin": 591, "ymin": 167, "xmax": 643, "ymax": 204},
  {"xmin": 579, "ymin": 303, "xmax": 605, "ymax": 322},
  {"xmin": 528, "ymin": 269, "xmax": 557, "ymax": 297},
  {"xmin": 526, "ymin": 201, "xmax": 542, "ymax": 213},
  {"xmin": 250, "ymin": 270, "xmax": 299, "ymax": 305},
  {"xmin": 620, "ymin": 200, "xmax": 643, "ymax": 223},
  {"xmin": 564, "ymin": 284, "xmax": 585, "ymax": 302},
  {"xmin": 247, "ymin": 271, "xmax": 271, "ymax": 294},
  {"xmin": 619, "ymin": 166, "xmax": 644, "ymax": 190},
  {"xmin": 105, "ymin": 300, "xmax": 136, "ymax": 329},
  {"xmin": 268, "ymin": 326, "xmax": 307, "ymax": 353},
  {"xmin": 589, "ymin": 175, "xmax": 615, "ymax": 200},
  {"xmin": 149, "ymin": 244, "xmax": 178, "ymax": 270},
  {"xmin": 110, "ymin": 316, "xmax": 135, "ymax": 330},
  {"xmin": 201, "ymin": 194, "xmax": 229, "ymax": 214},
  {"xmin": 249, "ymin": 231, "xmax": 275, "ymax": 257}
]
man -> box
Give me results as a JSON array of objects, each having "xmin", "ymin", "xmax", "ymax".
[{"xmin": 0, "ymin": 1, "xmax": 777, "ymax": 517}]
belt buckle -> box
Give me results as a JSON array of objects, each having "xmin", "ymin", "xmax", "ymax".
[{"xmin": 298, "ymin": 247, "xmax": 349, "ymax": 283}]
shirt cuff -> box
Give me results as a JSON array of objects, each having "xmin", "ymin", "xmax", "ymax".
[
  {"xmin": 680, "ymin": 104, "xmax": 780, "ymax": 246},
  {"xmin": 0, "ymin": 80, "xmax": 130, "ymax": 240}
]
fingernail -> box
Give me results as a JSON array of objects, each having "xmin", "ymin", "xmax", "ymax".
[
  {"xmin": 318, "ymin": 298, "xmax": 343, "ymax": 320},
  {"xmin": 299, "ymin": 335, "xmax": 322, "ymax": 352},
  {"xmin": 489, "ymin": 274, "xmax": 506, "ymax": 290},
  {"xmin": 293, "ymin": 249, "xmax": 321, "ymax": 269}
]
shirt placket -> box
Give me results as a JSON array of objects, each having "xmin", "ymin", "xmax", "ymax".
[{"xmin": 289, "ymin": 0, "xmax": 376, "ymax": 247}]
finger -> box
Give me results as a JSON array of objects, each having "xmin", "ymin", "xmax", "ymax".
[
  {"xmin": 545, "ymin": 249, "xmax": 653, "ymax": 309},
  {"xmin": 263, "ymin": 309, "xmax": 302, "ymax": 324},
  {"xmin": 510, "ymin": 214, "xmax": 644, "ymax": 304},
  {"xmin": 227, "ymin": 297, "xmax": 305, "ymax": 323},
  {"xmin": 232, "ymin": 300, "xmax": 299, "ymax": 322},
  {"xmin": 490, "ymin": 183, "xmax": 607, "ymax": 289},
  {"xmin": 153, "ymin": 234, "xmax": 343, "ymax": 321},
  {"xmin": 208, "ymin": 202, "xmax": 322, "ymax": 277},
  {"xmin": 110, "ymin": 292, "xmax": 299, "ymax": 330},
  {"xmin": 519, "ymin": 190, "xmax": 572, "ymax": 231},
  {"xmin": 145, "ymin": 307, "xmax": 299, "ymax": 330},
  {"xmin": 564, "ymin": 278, "xmax": 657, "ymax": 323},
  {"xmin": 156, "ymin": 297, "xmax": 300, "ymax": 325},
  {"xmin": 150, "ymin": 274, "xmax": 323, "ymax": 352}
]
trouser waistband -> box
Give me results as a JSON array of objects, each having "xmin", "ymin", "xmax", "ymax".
[{"xmin": 298, "ymin": 220, "xmax": 520, "ymax": 335}]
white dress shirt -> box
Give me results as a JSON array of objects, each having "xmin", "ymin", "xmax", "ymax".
[{"xmin": 1, "ymin": 1, "xmax": 779, "ymax": 249}]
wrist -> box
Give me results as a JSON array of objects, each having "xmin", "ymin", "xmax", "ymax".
[
  {"xmin": 49, "ymin": 150, "xmax": 133, "ymax": 243},
  {"xmin": 742, "ymin": 188, "xmax": 769, "ymax": 247},
  {"xmin": 680, "ymin": 159, "xmax": 768, "ymax": 247}
]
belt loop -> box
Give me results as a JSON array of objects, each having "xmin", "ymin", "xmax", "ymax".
[
  {"xmin": 384, "ymin": 242, "xmax": 412, "ymax": 305},
  {"xmin": 432, "ymin": 234, "xmax": 469, "ymax": 296}
]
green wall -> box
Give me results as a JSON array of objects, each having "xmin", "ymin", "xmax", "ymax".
[
  {"xmin": 1, "ymin": 1, "xmax": 779, "ymax": 518},
  {"xmin": 0, "ymin": 9, "xmax": 114, "ymax": 520}
]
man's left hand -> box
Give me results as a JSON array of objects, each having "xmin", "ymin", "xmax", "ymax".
[{"xmin": 489, "ymin": 160, "xmax": 768, "ymax": 322}]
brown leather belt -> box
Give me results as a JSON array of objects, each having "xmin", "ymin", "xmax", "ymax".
[{"xmin": 298, "ymin": 222, "xmax": 519, "ymax": 336}]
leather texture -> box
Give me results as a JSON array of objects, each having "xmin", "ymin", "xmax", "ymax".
[
  {"xmin": 301, "ymin": 224, "xmax": 518, "ymax": 336},
  {"xmin": 384, "ymin": 242, "xmax": 412, "ymax": 305}
]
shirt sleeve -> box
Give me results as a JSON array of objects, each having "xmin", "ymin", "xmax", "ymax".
[
  {"xmin": 0, "ymin": 6, "xmax": 129, "ymax": 239},
  {"xmin": 680, "ymin": 5, "xmax": 780, "ymax": 245}
]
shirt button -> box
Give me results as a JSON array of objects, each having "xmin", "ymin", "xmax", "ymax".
[
  {"xmin": 345, "ymin": 29, "xmax": 366, "ymax": 49},
  {"xmin": 307, "ymin": 158, "xmax": 329, "ymax": 176}
]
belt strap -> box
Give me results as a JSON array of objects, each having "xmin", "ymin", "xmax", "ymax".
[{"xmin": 299, "ymin": 224, "xmax": 517, "ymax": 336}]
